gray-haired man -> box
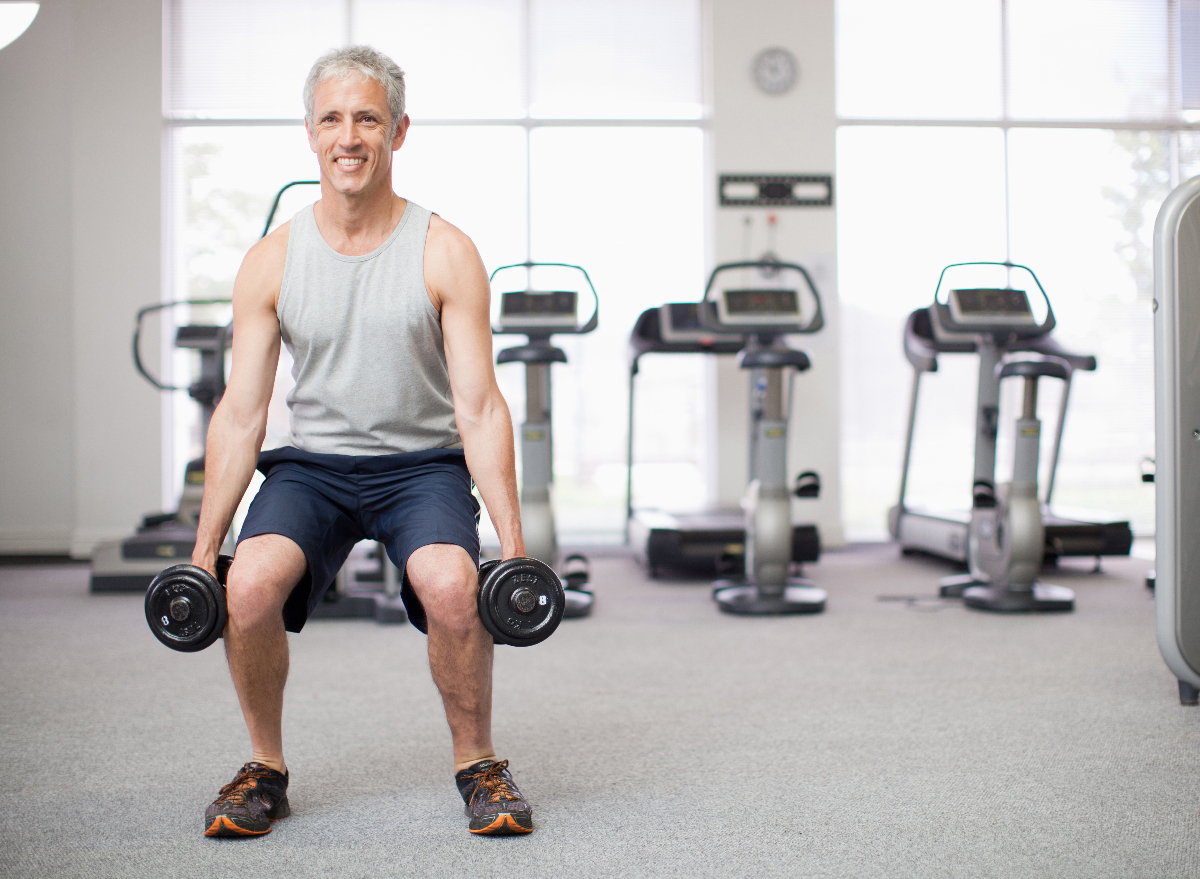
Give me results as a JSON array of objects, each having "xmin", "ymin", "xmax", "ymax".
[{"xmin": 193, "ymin": 46, "xmax": 534, "ymax": 838}]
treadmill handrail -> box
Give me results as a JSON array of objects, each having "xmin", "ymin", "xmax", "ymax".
[
  {"xmin": 627, "ymin": 305, "xmax": 745, "ymax": 373},
  {"xmin": 904, "ymin": 306, "xmax": 1097, "ymax": 374},
  {"xmin": 904, "ymin": 307, "xmax": 974, "ymax": 372},
  {"xmin": 1023, "ymin": 335, "xmax": 1097, "ymax": 372}
]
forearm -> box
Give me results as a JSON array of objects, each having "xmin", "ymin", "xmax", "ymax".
[
  {"xmin": 459, "ymin": 395, "xmax": 525, "ymax": 560},
  {"xmin": 192, "ymin": 401, "xmax": 267, "ymax": 572}
]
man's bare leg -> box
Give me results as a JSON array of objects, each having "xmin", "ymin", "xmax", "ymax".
[
  {"xmin": 405, "ymin": 543, "xmax": 495, "ymax": 771},
  {"xmin": 407, "ymin": 543, "xmax": 533, "ymax": 835},
  {"xmin": 223, "ymin": 533, "xmax": 308, "ymax": 774}
]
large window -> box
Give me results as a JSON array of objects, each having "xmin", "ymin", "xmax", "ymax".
[
  {"xmin": 163, "ymin": 0, "xmax": 705, "ymax": 545},
  {"xmin": 836, "ymin": 0, "xmax": 1198, "ymax": 540}
]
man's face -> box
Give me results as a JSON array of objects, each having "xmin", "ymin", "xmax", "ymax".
[{"xmin": 306, "ymin": 76, "xmax": 409, "ymax": 197}]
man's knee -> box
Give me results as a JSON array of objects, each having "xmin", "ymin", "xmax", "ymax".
[
  {"xmin": 407, "ymin": 545, "xmax": 479, "ymax": 634},
  {"xmin": 226, "ymin": 535, "xmax": 307, "ymax": 630}
]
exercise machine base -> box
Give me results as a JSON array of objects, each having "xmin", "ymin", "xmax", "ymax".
[
  {"xmin": 961, "ymin": 582, "xmax": 1074, "ymax": 613},
  {"xmin": 310, "ymin": 590, "xmax": 408, "ymax": 624},
  {"xmin": 631, "ymin": 509, "xmax": 820, "ymax": 577},
  {"xmin": 563, "ymin": 588, "xmax": 593, "ymax": 618},
  {"xmin": 939, "ymin": 573, "xmax": 977, "ymax": 598},
  {"xmin": 712, "ymin": 580, "xmax": 827, "ymax": 615},
  {"xmin": 893, "ymin": 505, "xmax": 1133, "ymax": 566}
]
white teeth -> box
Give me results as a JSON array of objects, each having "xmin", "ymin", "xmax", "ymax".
[{"xmin": 336, "ymin": 157, "xmax": 365, "ymax": 166}]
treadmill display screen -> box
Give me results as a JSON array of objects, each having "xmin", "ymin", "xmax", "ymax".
[
  {"xmin": 949, "ymin": 288, "xmax": 1035, "ymax": 324},
  {"xmin": 659, "ymin": 303, "xmax": 744, "ymax": 344},
  {"xmin": 724, "ymin": 288, "xmax": 800, "ymax": 317},
  {"xmin": 667, "ymin": 302, "xmax": 702, "ymax": 330},
  {"xmin": 499, "ymin": 290, "xmax": 578, "ymax": 324}
]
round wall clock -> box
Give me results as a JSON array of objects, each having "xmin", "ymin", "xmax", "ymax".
[{"xmin": 752, "ymin": 47, "xmax": 798, "ymax": 95}]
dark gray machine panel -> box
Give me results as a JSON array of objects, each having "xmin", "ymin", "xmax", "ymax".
[{"xmin": 1175, "ymin": 194, "xmax": 1200, "ymax": 671}]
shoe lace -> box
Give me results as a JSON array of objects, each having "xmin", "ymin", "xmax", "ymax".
[
  {"xmin": 214, "ymin": 764, "xmax": 274, "ymax": 807},
  {"xmin": 469, "ymin": 760, "xmax": 518, "ymax": 803}
]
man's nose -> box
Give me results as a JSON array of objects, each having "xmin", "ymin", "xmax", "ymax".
[{"xmin": 336, "ymin": 118, "xmax": 359, "ymax": 145}]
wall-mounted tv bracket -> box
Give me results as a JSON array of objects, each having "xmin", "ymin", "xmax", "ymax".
[{"xmin": 718, "ymin": 174, "xmax": 834, "ymax": 208}]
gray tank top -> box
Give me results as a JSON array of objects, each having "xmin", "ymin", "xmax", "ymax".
[{"xmin": 277, "ymin": 200, "xmax": 460, "ymax": 455}]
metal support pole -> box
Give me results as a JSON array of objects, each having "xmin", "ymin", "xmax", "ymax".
[
  {"xmin": 1043, "ymin": 371, "xmax": 1072, "ymax": 505},
  {"xmin": 896, "ymin": 369, "xmax": 922, "ymax": 514}
]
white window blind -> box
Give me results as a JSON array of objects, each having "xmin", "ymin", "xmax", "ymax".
[
  {"xmin": 354, "ymin": 0, "xmax": 524, "ymax": 119},
  {"xmin": 166, "ymin": 0, "xmax": 346, "ymax": 118},
  {"xmin": 1007, "ymin": 0, "xmax": 1171, "ymax": 121},
  {"xmin": 838, "ymin": 0, "xmax": 1190, "ymax": 123},
  {"xmin": 835, "ymin": 0, "xmax": 1003, "ymax": 120},
  {"xmin": 167, "ymin": 0, "xmax": 702, "ymax": 121},
  {"xmin": 530, "ymin": 0, "xmax": 702, "ymax": 119}
]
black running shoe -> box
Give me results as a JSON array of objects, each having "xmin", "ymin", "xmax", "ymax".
[
  {"xmin": 204, "ymin": 762, "xmax": 291, "ymax": 837},
  {"xmin": 455, "ymin": 759, "xmax": 533, "ymax": 835}
]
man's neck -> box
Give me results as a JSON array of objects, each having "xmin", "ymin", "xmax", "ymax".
[{"xmin": 313, "ymin": 184, "xmax": 406, "ymax": 257}]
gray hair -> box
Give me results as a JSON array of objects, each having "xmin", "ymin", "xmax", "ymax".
[{"xmin": 303, "ymin": 46, "xmax": 406, "ymax": 134}]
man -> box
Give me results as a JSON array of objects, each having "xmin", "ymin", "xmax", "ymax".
[{"xmin": 192, "ymin": 45, "xmax": 533, "ymax": 838}]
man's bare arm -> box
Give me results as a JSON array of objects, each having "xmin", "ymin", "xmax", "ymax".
[
  {"xmin": 425, "ymin": 215, "xmax": 525, "ymax": 560},
  {"xmin": 191, "ymin": 226, "xmax": 289, "ymax": 574}
]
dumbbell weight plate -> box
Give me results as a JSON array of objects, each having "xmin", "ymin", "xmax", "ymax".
[
  {"xmin": 144, "ymin": 556, "xmax": 231, "ymax": 653},
  {"xmin": 477, "ymin": 557, "xmax": 564, "ymax": 647}
]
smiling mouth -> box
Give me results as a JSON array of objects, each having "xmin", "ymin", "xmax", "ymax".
[{"xmin": 335, "ymin": 157, "xmax": 365, "ymax": 167}]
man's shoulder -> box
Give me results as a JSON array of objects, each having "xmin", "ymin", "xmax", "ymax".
[
  {"xmin": 235, "ymin": 221, "xmax": 290, "ymax": 305},
  {"xmin": 422, "ymin": 214, "xmax": 488, "ymax": 310},
  {"xmin": 250, "ymin": 220, "xmax": 291, "ymax": 267},
  {"xmin": 425, "ymin": 213, "xmax": 478, "ymax": 263}
]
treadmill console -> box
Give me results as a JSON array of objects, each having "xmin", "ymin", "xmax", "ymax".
[
  {"xmin": 947, "ymin": 288, "xmax": 1036, "ymax": 327},
  {"xmin": 716, "ymin": 288, "xmax": 802, "ymax": 326},
  {"xmin": 658, "ymin": 302, "xmax": 744, "ymax": 344},
  {"xmin": 497, "ymin": 290, "xmax": 578, "ymax": 330}
]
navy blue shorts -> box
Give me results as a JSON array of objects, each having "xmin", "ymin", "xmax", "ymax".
[{"xmin": 237, "ymin": 446, "xmax": 480, "ymax": 634}]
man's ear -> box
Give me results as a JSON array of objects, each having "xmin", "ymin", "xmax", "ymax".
[{"xmin": 392, "ymin": 114, "xmax": 411, "ymax": 152}]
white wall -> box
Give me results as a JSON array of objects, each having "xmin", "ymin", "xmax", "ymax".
[
  {"xmin": 708, "ymin": 0, "xmax": 844, "ymax": 547},
  {"xmin": 0, "ymin": 0, "xmax": 163, "ymax": 556}
]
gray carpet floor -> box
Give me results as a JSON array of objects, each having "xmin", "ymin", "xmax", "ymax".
[{"xmin": 1, "ymin": 546, "xmax": 1195, "ymax": 878}]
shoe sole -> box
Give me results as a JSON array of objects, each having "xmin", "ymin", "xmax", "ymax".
[
  {"xmin": 204, "ymin": 807, "xmax": 290, "ymax": 838},
  {"xmin": 469, "ymin": 812, "xmax": 533, "ymax": 835}
]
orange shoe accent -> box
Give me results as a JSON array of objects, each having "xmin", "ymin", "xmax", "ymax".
[
  {"xmin": 469, "ymin": 813, "xmax": 533, "ymax": 835},
  {"xmin": 204, "ymin": 815, "xmax": 273, "ymax": 837}
]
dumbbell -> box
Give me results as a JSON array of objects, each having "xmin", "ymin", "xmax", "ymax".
[
  {"xmin": 477, "ymin": 557, "xmax": 565, "ymax": 647},
  {"xmin": 146, "ymin": 553, "xmax": 565, "ymax": 652},
  {"xmin": 145, "ymin": 555, "xmax": 232, "ymax": 652}
]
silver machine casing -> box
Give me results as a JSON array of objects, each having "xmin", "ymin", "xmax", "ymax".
[{"xmin": 1154, "ymin": 174, "xmax": 1200, "ymax": 691}]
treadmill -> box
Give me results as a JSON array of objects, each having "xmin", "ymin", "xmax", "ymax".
[
  {"xmin": 625, "ymin": 301, "xmax": 821, "ymax": 577},
  {"xmin": 890, "ymin": 263, "xmax": 1133, "ymax": 565}
]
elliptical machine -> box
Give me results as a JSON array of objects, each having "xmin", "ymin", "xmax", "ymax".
[
  {"xmin": 703, "ymin": 260, "xmax": 827, "ymax": 616},
  {"xmin": 89, "ymin": 301, "xmax": 234, "ymax": 592},
  {"xmin": 921, "ymin": 263, "xmax": 1079, "ymax": 612},
  {"xmin": 490, "ymin": 262, "xmax": 598, "ymax": 618}
]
